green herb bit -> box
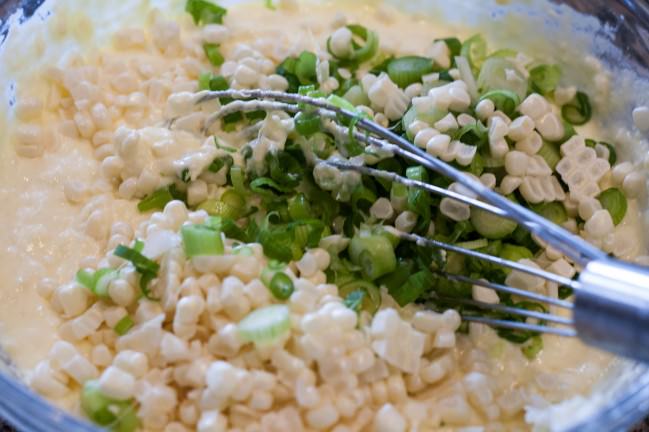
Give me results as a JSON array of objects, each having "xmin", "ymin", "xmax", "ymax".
[
  {"xmin": 386, "ymin": 56, "xmax": 434, "ymax": 88},
  {"xmin": 114, "ymin": 315, "xmax": 135, "ymax": 336},
  {"xmin": 597, "ymin": 187, "xmax": 628, "ymax": 225},
  {"xmin": 478, "ymin": 89, "xmax": 520, "ymax": 117},
  {"xmin": 460, "ymin": 34, "xmax": 487, "ymax": 71},
  {"xmin": 435, "ymin": 37, "xmax": 462, "ymax": 58},
  {"xmin": 343, "ymin": 289, "xmax": 366, "ymax": 312},
  {"xmin": 561, "ymin": 91, "xmax": 592, "ymax": 125},
  {"xmin": 137, "ymin": 187, "xmax": 174, "ymax": 213},
  {"xmin": 181, "ymin": 224, "xmax": 225, "ymax": 257},
  {"xmin": 204, "ymin": 43, "xmax": 224, "ymax": 66},
  {"xmin": 185, "ymin": 0, "xmax": 227, "ymax": 25},
  {"xmin": 81, "ymin": 380, "xmax": 138, "ymax": 431},
  {"xmin": 529, "ymin": 64, "xmax": 561, "ymax": 96},
  {"xmin": 327, "ymin": 24, "xmax": 379, "ymax": 66}
]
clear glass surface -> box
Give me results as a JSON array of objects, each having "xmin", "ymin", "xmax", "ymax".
[{"xmin": 1, "ymin": 0, "xmax": 649, "ymax": 431}]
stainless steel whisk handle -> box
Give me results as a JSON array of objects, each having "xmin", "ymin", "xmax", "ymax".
[{"xmin": 576, "ymin": 260, "xmax": 649, "ymax": 362}]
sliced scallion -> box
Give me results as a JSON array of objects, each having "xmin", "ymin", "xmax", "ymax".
[
  {"xmin": 269, "ymin": 273, "xmax": 294, "ymax": 300},
  {"xmin": 349, "ymin": 233, "xmax": 397, "ymax": 280},
  {"xmin": 81, "ymin": 380, "xmax": 138, "ymax": 430},
  {"xmin": 537, "ymin": 140, "xmax": 561, "ymax": 169},
  {"xmin": 185, "ymin": 0, "xmax": 227, "ymax": 25},
  {"xmin": 295, "ymin": 112, "xmax": 321, "ymax": 136},
  {"xmin": 288, "ymin": 193, "xmax": 312, "ymax": 220},
  {"xmin": 338, "ymin": 279, "xmax": 381, "ymax": 314},
  {"xmin": 343, "ymin": 289, "xmax": 365, "ymax": 313},
  {"xmin": 181, "ymin": 224, "xmax": 224, "ymax": 257},
  {"xmin": 478, "ymin": 89, "xmax": 520, "ymax": 117},
  {"xmin": 470, "ymin": 207, "xmax": 517, "ymax": 239},
  {"xmin": 436, "ymin": 37, "xmax": 462, "ymax": 58},
  {"xmin": 203, "ymin": 43, "xmax": 224, "ymax": 67},
  {"xmin": 327, "ymin": 24, "xmax": 378, "ymax": 65},
  {"xmin": 460, "ymin": 34, "xmax": 487, "ymax": 71},
  {"xmin": 598, "ymin": 187, "xmax": 628, "ymax": 225},
  {"xmin": 529, "ymin": 64, "xmax": 561, "ymax": 96},
  {"xmin": 388, "ymin": 269, "xmax": 434, "ymax": 307},
  {"xmin": 386, "ymin": 56, "xmax": 434, "ymax": 88},
  {"xmin": 561, "ymin": 91, "xmax": 592, "ymax": 125},
  {"xmin": 138, "ymin": 187, "xmax": 174, "ymax": 213},
  {"xmin": 237, "ymin": 304, "xmax": 291, "ymax": 345},
  {"xmin": 522, "ymin": 334, "xmax": 543, "ymax": 359},
  {"xmin": 295, "ymin": 51, "xmax": 317, "ymax": 85},
  {"xmin": 499, "ymin": 244, "xmax": 533, "ymax": 274},
  {"xmin": 531, "ymin": 201, "xmax": 568, "ymax": 225},
  {"xmin": 114, "ymin": 315, "xmax": 135, "ymax": 336},
  {"xmin": 477, "ymin": 57, "xmax": 528, "ymax": 101}
]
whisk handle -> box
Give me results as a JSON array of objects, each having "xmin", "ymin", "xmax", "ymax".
[{"xmin": 575, "ymin": 259, "xmax": 649, "ymax": 362}]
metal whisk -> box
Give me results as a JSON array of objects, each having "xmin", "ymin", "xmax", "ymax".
[{"xmin": 181, "ymin": 88, "xmax": 649, "ymax": 363}]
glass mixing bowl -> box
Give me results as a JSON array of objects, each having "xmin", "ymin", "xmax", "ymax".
[{"xmin": 1, "ymin": 0, "xmax": 649, "ymax": 430}]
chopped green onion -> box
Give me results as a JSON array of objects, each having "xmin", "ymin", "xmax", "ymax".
[
  {"xmin": 338, "ymin": 279, "xmax": 381, "ymax": 314},
  {"xmin": 295, "ymin": 112, "xmax": 321, "ymax": 136},
  {"xmin": 269, "ymin": 272, "xmax": 294, "ymax": 300},
  {"xmin": 499, "ymin": 244, "xmax": 533, "ymax": 274},
  {"xmin": 288, "ymin": 193, "xmax": 312, "ymax": 220},
  {"xmin": 267, "ymin": 151, "xmax": 304, "ymax": 188},
  {"xmin": 529, "ymin": 64, "xmax": 561, "ymax": 96},
  {"xmin": 76, "ymin": 268, "xmax": 117, "ymax": 299},
  {"xmin": 386, "ymin": 56, "xmax": 434, "ymax": 88},
  {"xmin": 561, "ymin": 91, "xmax": 592, "ymax": 125},
  {"xmin": 114, "ymin": 315, "xmax": 135, "ymax": 336},
  {"xmin": 405, "ymin": 166, "xmax": 431, "ymax": 225},
  {"xmin": 598, "ymin": 188, "xmax": 628, "ymax": 225},
  {"xmin": 531, "ymin": 201, "xmax": 568, "ymax": 225},
  {"xmin": 343, "ymin": 289, "xmax": 365, "ymax": 312},
  {"xmin": 208, "ymin": 155, "xmax": 234, "ymax": 173},
  {"xmin": 327, "ymin": 24, "xmax": 379, "ymax": 65},
  {"xmin": 138, "ymin": 187, "xmax": 174, "ymax": 213},
  {"xmin": 522, "ymin": 334, "xmax": 543, "ymax": 359},
  {"xmin": 559, "ymin": 285, "xmax": 574, "ymax": 299},
  {"xmin": 326, "ymin": 93, "xmax": 359, "ymax": 113},
  {"xmin": 455, "ymin": 238, "xmax": 489, "ymax": 250},
  {"xmin": 115, "ymin": 245, "xmax": 159, "ymax": 275},
  {"xmin": 237, "ymin": 304, "xmax": 291, "ymax": 345},
  {"xmin": 487, "ymin": 48, "xmax": 518, "ymax": 59},
  {"xmin": 114, "ymin": 243, "xmax": 159, "ymax": 299},
  {"xmin": 478, "ymin": 89, "xmax": 520, "ymax": 117},
  {"xmin": 214, "ymin": 137, "xmax": 237, "ymax": 153},
  {"xmin": 295, "ymin": 51, "xmax": 317, "ymax": 85},
  {"xmin": 185, "ymin": 0, "xmax": 227, "ymax": 25},
  {"xmin": 388, "ymin": 269, "xmax": 433, "ymax": 307},
  {"xmin": 250, "ymin": 177, "xmax": 294, "ymax": 198},
  {"xmin": 586, "ymin": 139, "xmax": 617, "ymax": 165},
  {"xmin": 197, "ymin": 199, "xmax": 238, "ymax": 219},
  {"xmin": 81, "ymin": 380, "xmax": 138, "ymax": 430},
  {"xmin": 198, "ymin": 72, "xmax": 212, "ymax": 90},
  {"xmin": 349, "ymin": 233, "xmax": 397, "ymax": 280},
  {"xmin": 230, "ymin": 166, "xmax": 246, "ymax": 194},
  {"xmin": 342, "ymin": 84, "xmax": 369, "ymax": 106},
  {"xmin": 455, "ymin": 121, "xmax": 488, "ymax": 148},
  {"xmin": 181, "ymin": 224, "xmax": 224, "ymax": 257},
  {"xmin": 204, "ymin": 43, "xmax": 224, "ymax": 67},
  {"xmin": 537, "ymin": 140, "xmax": 561, "ymax": 169},
  {"xmin": 206, "ymin": 216, "xmax": 251, "ymax": 243},
  {"xmin": 477, "ymin": 57, "xmax": 528, "ymax": 101},
  {"xmin": 436, "ymin": 37, "xmax": 462, "ymax": 58},
  {"xmin": 470, "ymin": 207, "xmax": 517, "ymax": 239},
  {"xmin": 198, "ymin": 189, "xmax": 244, "ymax": 219},
  {"xmin": 460, "ymin": 34, "xmax": 487, "ymax": 72}
]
